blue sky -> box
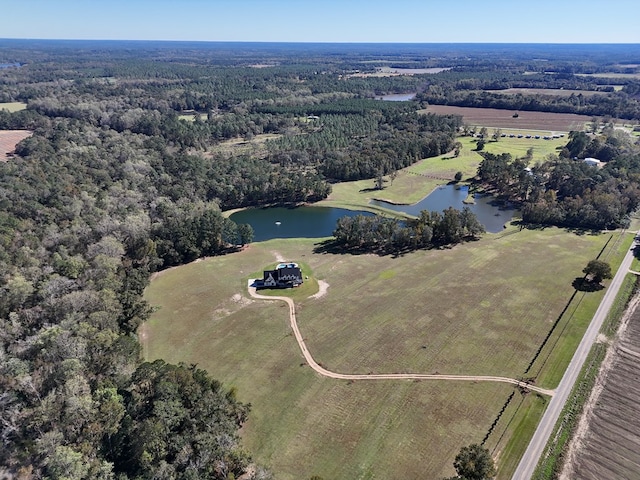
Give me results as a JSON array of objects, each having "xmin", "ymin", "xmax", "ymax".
[{"xmin": 1, "ymin": 0, "xmax": 639, "ymax": 43}]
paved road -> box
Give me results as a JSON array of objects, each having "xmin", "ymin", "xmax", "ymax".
[
  {"xmin": 513, "ymin": 231, "xmax": 639, "ymax": 479},
  {"xmin": 247, "ymin": 281, "xmax": 555, "ymax": 396}
]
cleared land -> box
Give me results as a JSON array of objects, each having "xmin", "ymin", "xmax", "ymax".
[
  {"xmin": 0, "ymin": 130, "xmax": 32, "ymax": 161},
  {"xmin": 576, "ymin": 72, "xmax": 640, "ymax": 79},
  {"xmin": 560, "ymin": 291, "xmax": 640, "ymax": 479},
  {"xmin": 321, "ymin": 133, "xmax": 565, "ymax": 211},
  {"xmin": 348, "ymin": 66, "xmax": 449, "ymax": 77},
  {"xmin": 421, "ymin": 105, "xmax": 595, "ymax": 131},
  {"xmin": 489, "ymin": 88, "xmax": 608, "ymax": 97},
  {"xmin": 143, "ymin": 227, "xmax": 619, "ymax": 479},
  {"xmin": 0, "ymin": 101, "xmax": 27, "ymax": 112}
]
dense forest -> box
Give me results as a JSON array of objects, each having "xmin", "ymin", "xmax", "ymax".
[{"xmin": 1, "ymin": 40, "xmax": 639, "ymax": 479}]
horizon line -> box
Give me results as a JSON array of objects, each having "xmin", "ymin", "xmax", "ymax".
[{"xmin": 1, "ymin": 38, "xmax": 639, "ymax": 46}]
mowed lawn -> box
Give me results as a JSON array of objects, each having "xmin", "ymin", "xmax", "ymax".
[{"xmin": 143, "ymin": 227, "xmax": 614, "ymax": 479}]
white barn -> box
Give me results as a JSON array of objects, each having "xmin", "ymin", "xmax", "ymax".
[{"xmin": 583, "ymin": 157, "xmax": 603, "ymax": 167}]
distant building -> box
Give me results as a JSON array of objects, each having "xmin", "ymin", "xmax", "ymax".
[
  {"xmin": 262, "ymin": 263, "xmax": 303, "ymax": 288},
  {"xmin": 583, "ymin": 157, "xmax": 603, "ymax": 167}
]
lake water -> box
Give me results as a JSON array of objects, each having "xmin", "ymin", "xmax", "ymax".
[
  {"xmin": 369, "ymin": 184, "xmax": 516, "ymax": 233},
  {"xmin": 229, "ymin": 186, "xmax": 514, "ymax": 241},
  {"xmin": 229, "ymin": 206, "xmax": 374, "ymax": 241}
]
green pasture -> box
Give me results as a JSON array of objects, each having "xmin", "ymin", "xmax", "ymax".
[
  {"xmin": 178, "ymin": 112, "xmax": 207, "ymax": 122},
  {"xmin": 0, "ymin": 102, "xmax": 27, "ymax": 112},
  {"xmin": 480, "ymin": 133, "xmax": 565, "ymax": 161},
  {"xmin": 533, "ymin": 270, "xmax": 639, "ymax": 480},
  {"xmin": 143, "ymin": 225, "xmax": 623, "ymax": 479},
  {"xmin": 320, "ymin": 134, "xmax": 565, "ymax": 213}
]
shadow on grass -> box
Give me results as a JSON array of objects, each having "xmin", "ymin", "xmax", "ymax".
[
  {"xmin": 572, "ymin": 277, "xmax": 605, "ymax": 292},
  {"xmin": 313, "ymin": 238, "xmax": 469, "ymax": 258},
  {"xmin": 314, "ymin": 238, "xmax": 394, "ymax": 257},
  {"xmin": 564, "ymin": 227, "xmax": 603, "ymax": 236},
  {"xmin": 359, "ymin": 186, "xmax": 383, "ymax": 193},
  {"xmin": 514, "ymin": 221, "xmax": 601, "ymax": 236}
]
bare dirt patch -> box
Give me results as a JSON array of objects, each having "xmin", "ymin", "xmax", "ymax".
[
  {"xmin": 310, "ymin": 280, "xmax": 329, "ymax": 299},
  {"xmin": 272, "ymin": 251, "xmax": 286, "ymax": 262},
  {"xmin": 421, "ymin": 105, "xmax": 595, "ymax": 131},
  {"xmin": 0, "ymin": 130, "xmax": 32, "ymax": 161}
]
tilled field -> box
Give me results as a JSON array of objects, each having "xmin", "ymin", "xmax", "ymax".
[
  {"xmin": 422, "ymin": 105, "xmax": 594, "ymax": 131},
  {"xmin": 562, "ymin": 298, "xmax": 640, "ymax": 479},
  {"xmin": 0, "ymin": 130, "xmax": 32, "ymax": 160}
]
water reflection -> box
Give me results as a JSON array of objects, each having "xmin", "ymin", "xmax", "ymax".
[
  {"xmin": 229, "ymin": 206, "xmax": 375, "ymax": 241},
  {"xmin": 369, "ymin": 184, "xmax": 516, "ymax": 233}
]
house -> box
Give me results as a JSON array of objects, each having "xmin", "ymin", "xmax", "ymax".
[
  {"xmin": 262, "ymin": 262, "xmax": 303, "ymax": 288},
  {"xmin": 583, "ymin": 157, "xmax": 603, "ymax": 167}
]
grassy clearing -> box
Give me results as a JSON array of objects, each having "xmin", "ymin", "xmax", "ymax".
[
  {"xmin": 528, "ymin": 230, "xmax": 634, "ymax": 389},
  {"xmin": 178, "ymin": 112, "xmax": 207, "ymax": 122},
  {"xmin": 0, "ymin": 102, "xmax": 27, "ymax": 112},
  {"xmin": 144, "ymin": 226, "xmax": 612, "ymax": 479},
  {"xmin": 488, "ymin": 88, "xmax": 608, "ymax": 97},
  {"xmin": 489, "ymin": 393, "xmax": 549, "ymax": 480},
  {"xmin": 196, "ymin": 133, "xmax": 282, "ymax": 158},
  {"xmin": 320, "ymin": 134, "xmax": 565, "ymax": 213},
  {"xmin": 576, "ymin": 72, "xmax": 640, "ymax": 79}
]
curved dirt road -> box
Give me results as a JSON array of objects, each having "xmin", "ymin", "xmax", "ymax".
[{"xmin": 247, "ymin": 281, "xmax": 555, "ymax": 396}]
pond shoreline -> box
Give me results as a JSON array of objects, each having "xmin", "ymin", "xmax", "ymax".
[{"xmin": 370, "ymin": 183, "xmax": 517, "ymax": 233}]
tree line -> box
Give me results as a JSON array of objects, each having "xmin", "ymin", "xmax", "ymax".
[
  {"xmin": 331, "ymin": 207, "xmax": 485, "ymax": 254},
  {"xmin": 476, "ymin": 129, "xmax": 640, "ymax": 230}
]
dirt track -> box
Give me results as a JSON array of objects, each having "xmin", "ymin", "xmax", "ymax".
[{"xmin": 247, "ymin": 281, "xmax": 555, "ymax": 396}]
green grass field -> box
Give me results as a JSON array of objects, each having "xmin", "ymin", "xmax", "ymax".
[
  {"xmin": 0, "ymin": 102, "xmax": 27, "ymax": 112},
  {"xmin": 320, "ymin": 133, "xmax": 565, "ymax": 213},
  {"xmin": 143, "ymin": 225, "xmax": 630, "ymax": 479}
]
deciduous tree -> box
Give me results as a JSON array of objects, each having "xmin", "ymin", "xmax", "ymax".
[
  {"xmin": 583, "ymin": 259, "xmax": 613, "ymax": 284},
  {"xmin": 452, "ymin": 443, "xmax": 496, "ymax": 480}
]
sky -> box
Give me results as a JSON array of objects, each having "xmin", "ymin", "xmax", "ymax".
[{"xmin": 1, "ymin": 0, "xmax": 639, "ymax": 43}]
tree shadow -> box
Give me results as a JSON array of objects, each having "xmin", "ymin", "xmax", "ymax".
[
  {"xmin": 564, "ymin": 227, "xmax": 602, "ymax": 236},
  {"xmin": 314, "ymin": 238, "xmax": 370, "ymax": 256},
  {"xmin": 314, "ymin": 239, "xmax": 419, "ymax": 258},
  {"xmin": 572, "ymin": 277, "xmax": 604, "ymax": 292},
  {"xmin": 518, "ymin": 221, "xmax": 548, "ymax": 231}
]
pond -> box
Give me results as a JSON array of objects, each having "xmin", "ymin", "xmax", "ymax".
[
  {"xmin": 229, "ymin": 206, "xmax": 374, "ymax": 241},
  {"xmin": 369, "ymin": 184, "xmax": 516, "ymax": 233}
]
